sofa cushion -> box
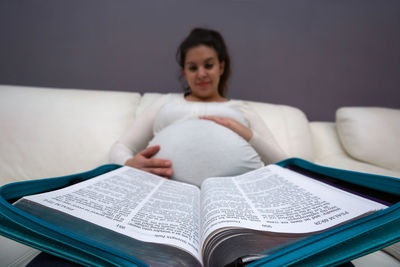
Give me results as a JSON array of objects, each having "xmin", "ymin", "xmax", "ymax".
[
  {"xmin": 0, "ymin": 85, "xmax": 141, "ymax": 184},
  {"xmin": 336, "ymin": 107, "xmax": 400, "ymax": 172},
  {"xmin": 245, "ymin": 101, "xmax": 313, "ymax": 161},
  {"xmin": 0, "ymin": 236, "xmax": 40, "ymax": 266}
]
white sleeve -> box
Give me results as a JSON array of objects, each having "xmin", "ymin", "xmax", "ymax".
[
  {"xmin": 109, "ymin": 95, "xmax": 170, "ymax": 165},
  {"xmin": 238, "ymin": 102, "xmax": 288, "ymax": 164}
]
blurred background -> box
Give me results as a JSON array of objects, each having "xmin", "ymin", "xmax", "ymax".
[{"xmin": 1, "ymin": 0, "xmax": 399, "ymax": 121}]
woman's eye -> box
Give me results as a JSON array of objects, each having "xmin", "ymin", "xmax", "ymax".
[
  {"xmin": 188, "ymin": 66, "xmax": 197, "ymax": 72},
  {"xmin": 205, "ymin": 63, "xmax": 213, "ymax": 69}
]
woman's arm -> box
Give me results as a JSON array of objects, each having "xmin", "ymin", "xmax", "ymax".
[
  {"xmin": 199, "ymin": 116, "xmax": 253, "ymax": 141},
  {"xmin": 109, "ymin": 94, "xmax": 173, "ymax": 177},
  {"xmin": 200, "ymin": 102, "xmax": 288, "ymax": 164},
  {"xmin": 240, "ymin": 102, "xmax": 288, "ymax": 164}
]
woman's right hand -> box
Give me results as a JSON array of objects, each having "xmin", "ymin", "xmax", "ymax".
[{"xmin": 124, "ymin": 145, "xmax": 173, "ymax": 178}]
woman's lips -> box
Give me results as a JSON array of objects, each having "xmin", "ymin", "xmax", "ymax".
[{"xmin": 197, "ymin": 82, "xmax": 210, "ymax": 87}]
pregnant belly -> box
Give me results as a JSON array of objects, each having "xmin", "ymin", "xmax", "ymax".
[{"xmin": 148, "ymin": 119, "xmax": 263, "ymax": 187}]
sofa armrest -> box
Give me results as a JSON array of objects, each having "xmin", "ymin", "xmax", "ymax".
[
  {"xmin": 336, "ymin": 107, "xmax": 400, "ymax": 172},
  {"xmin": 310, "ymin": 122, "xmax": 400, "ymax": 179}
]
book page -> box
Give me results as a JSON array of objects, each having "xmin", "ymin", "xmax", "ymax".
[
  {"xmin": 20, "ymin": 167, "xmax": 201, "ymax": 261},
  {"xmin": 200, "ymin": 165, "xmax": 387, "ymax": 243}
]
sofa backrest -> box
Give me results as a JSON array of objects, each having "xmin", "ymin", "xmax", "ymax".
[
  {"xmin": 0, "ymin": 86, "xmax": 313, "ymax": 185},
  {"xmin": 0, "ymin": 85, "xmax": 140, "ymax": 183}
]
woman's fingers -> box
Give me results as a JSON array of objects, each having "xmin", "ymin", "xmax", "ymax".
[
  {"xmin": 200, "ymin": 116, "xmax": 229, "ymax": 127},
  {"xmin": 125, "ymin": 145, "xmax": 173, "ymax": 178},
  {"xmin": 139, "ymin": 145, "xmax": 161, "ymax": 158},
  {"xmin": 200, "ymin": 116, "xmax": 253, "ymax": 141},
  {"xmin": 144, "ymin": 167, "xmax": 173, "ymax": 177},
  {"xmin": 143, "ymin": 157, "xmax": 172, "ymax": 168}
]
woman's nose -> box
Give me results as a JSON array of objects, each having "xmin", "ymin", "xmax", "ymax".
[{"xmin": 197, "ymin": 67, "xmax": 206, "ymax": 78}]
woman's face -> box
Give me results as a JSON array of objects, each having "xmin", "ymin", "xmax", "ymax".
[{"xmin": 183, "ymin": 45, "xmax": 225, "ymax": 101}]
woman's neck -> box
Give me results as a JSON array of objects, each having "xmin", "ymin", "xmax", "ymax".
[{"xmin": 184, "ymin": 93, "xmax": 229, "ymax": 103}]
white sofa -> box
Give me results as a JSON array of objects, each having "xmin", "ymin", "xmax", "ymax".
[{"xmin": 0, "ymin": 85, "xmax": 399, "ymax": 266}]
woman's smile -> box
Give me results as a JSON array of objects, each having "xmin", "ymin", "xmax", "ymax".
[{"xmin": 197, "ymin": 81, "xmax": 211, "ymax": 87}]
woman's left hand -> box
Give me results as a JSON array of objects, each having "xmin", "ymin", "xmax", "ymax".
[{"xmin": 200, "ymin": 116, "xmax": 253, "ymax": 141}]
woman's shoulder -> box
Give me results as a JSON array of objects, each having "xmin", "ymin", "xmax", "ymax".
[
  {"xmin": 153, "ymin": 93, "xmax": 186, "ymax": 104},
  {"xmin": 226, "ymin": 98, "xmax": 251, "ymax": 110},
  {"xmin": 167, "ymin": 93, "xmax": 185, "ymax": 101},
  {"xmin": 145, "ymin": 93, "xmax": 184, "ymax": 107}
]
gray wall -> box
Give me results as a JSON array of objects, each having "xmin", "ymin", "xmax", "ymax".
[{"xmin": 1, "ymin": 0, "xmax": 399, "ymax": 121}]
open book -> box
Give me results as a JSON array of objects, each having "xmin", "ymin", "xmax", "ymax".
[{"xmin": 14, "ymin": 165, "xmax": 387, "ymax": 267}]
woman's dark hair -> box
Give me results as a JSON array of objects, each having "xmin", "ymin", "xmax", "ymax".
[{"xmin": 176, "ymin": 28, "xmax": 231, "ymax": 97}]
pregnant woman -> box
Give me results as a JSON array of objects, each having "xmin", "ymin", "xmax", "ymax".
[{"xmin": 109, "ymin": 28, "xmax": 287, "ymax": 186}]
